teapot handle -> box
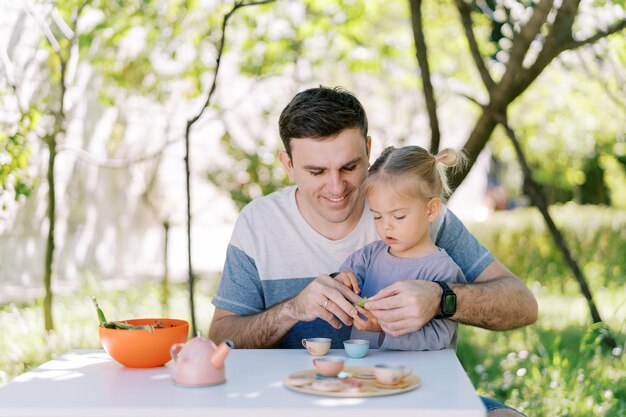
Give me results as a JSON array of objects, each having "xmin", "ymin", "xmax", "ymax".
[{"xmin": 170, "ymin": 343, "xmax": 185, "ymax": 362}]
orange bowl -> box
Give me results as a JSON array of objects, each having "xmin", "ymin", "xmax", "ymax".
[{"xmin": 99, "ymin": 318, "xmax": 189, "ymax": 368}]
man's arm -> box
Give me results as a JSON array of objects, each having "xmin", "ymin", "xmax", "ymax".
[
  {"xmin": 363, "ymin": 260, "xmax": 537, "ymax": 336},
  {"xmin": 209, "ymin": 275, "xmax": 360, "ymax": 348},
  {"xmin": 452, "ymin": 260, "xmax": 538, "ymax": 330},
  {"xmin": 209, "ymin": 305, "xmax": 297, "ymax": 348}
]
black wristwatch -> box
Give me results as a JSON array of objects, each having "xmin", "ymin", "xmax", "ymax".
[{"xmin": 434, "ymin": 281, "xmax": 456, "ymax": 318}]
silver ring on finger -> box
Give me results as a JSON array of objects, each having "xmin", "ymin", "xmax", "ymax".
[{"xmin": 323, "ymin": 300, "xmax": 329, "ymax": 309}]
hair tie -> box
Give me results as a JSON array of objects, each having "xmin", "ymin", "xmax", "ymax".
[{"xmin": 435, "ymin": 149, "xmax": 458, "ymax": 165}]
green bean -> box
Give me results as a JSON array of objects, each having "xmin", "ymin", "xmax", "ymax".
[
  {"xmin": 111, "ymin": 321, "xmax": 155, "ymax": 332},
  {"xmin": 92, "ymin": 296, "xmax": 154, "ymax": 331},
  {"xmin": 353, "ymin": 297, "xmax": 368, "ymax": 308},
  {"xmin": 92, "ymin": 296, "xmax": 112, "ymax": 327}
]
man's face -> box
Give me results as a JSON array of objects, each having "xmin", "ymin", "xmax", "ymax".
[{"xmin": 280, "ymin": 128, "xmax": 371, "ymax": 238}]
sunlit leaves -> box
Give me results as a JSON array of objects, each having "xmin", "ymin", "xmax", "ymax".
[
  {"xmin": 206, "ymin": 132, "xmax": 290, "ymax": 210},
  {"xmin": 0, "ymin": 108, "xmax": 39, "ymax": 212},
  {"xmin": 236, "ymin": 0, "xmax": 414, "ymax": 80}
]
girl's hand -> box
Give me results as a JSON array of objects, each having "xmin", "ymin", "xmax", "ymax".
[
  {"xmin": 353, "ymin": 306, "xmax": 382, "ymax": 332},
  {"xmin": 331, "ymin": 271, "xmax": 361, "ymax": 295}
]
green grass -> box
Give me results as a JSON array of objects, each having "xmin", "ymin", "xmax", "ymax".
[
  {"xmin": 0, "ymin": 280, "xmax": 215, "ymax": 384},
  {"xmin": 457, "ymin": 290, "xmax": 625, "ymax": 417},
  {"xmin": 1, "ymin": 281, "xmax": 624, "ymax": 417}
]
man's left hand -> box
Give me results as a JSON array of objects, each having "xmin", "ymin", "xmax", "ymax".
[{"xmin": 363, "ymin": 280, "xmax": 441, "ymax": 337}]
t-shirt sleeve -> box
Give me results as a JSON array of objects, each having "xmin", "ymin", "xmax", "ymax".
[
  {"xmin": 211, "ymin": 214, "xmax": 265, "ymax": 315},
  {"xmin": 435, "ymin": 208, "xmax": 494, "ymax": 282}
]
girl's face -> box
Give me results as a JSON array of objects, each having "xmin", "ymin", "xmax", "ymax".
[{"xmin": 366, "ymin": 183, "xmax": 441, "ymax": 258}]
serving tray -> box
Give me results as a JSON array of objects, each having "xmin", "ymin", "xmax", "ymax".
[{"xmin": 283, "ymin": 366, "xmax": 421, "ymax": 398}]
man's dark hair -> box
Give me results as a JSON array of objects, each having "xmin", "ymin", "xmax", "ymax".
[{"xmin": 278, "ymin": 86, "xmax": 368, "ymax": 156}]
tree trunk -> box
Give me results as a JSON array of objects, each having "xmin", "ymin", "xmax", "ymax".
[
  {"xmin": 43, "ymin": 135, "xmax": 56, "ymax": 331},
  {"xmin": 448, "ymin": 110, "xmax": 498, "ymax": 191},
  {"xmin": 184, "ymin": 120, "xmax": 197, "ymax": 336}
]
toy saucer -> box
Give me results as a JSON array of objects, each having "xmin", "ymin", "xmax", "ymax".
[{"xmin": 373, "ymin": 379, "xmax": 411, "ymax": 389}]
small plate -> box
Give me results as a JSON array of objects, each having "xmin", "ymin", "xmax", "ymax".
[
  {"xmin": 373, "ymin": 379, "xmax": 411, "ymax": 389},
  {"xmin": 285, "ymin": 374, "xmax": 314, "ymax": 387}
]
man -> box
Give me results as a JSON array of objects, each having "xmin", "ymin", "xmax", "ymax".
[{"xmin": 209, "ymin": 86, "xmax": 537, "ymax": 416}]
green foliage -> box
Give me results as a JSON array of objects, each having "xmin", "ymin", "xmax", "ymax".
[
  {"xmin": 488, "ymin": 32, "xmax": 626, "ymax": 206},
  {"xmin": 206, "ymin": 132, "xmax": 290, "ymax": 210},
  {"xmin": 70, "ymin": 0, "xmax": 228, "ymax": 105},
  {"xmin": 236, "ymin": 0, "xmax": 416, "ymax": 81},
  {"xmin": 468, "ymin": 204, "xmax": 626, "ymax": 292},
  {"xmin": 0, "ymin": 109, "xmax": 38, "ymax": 210},
  {"xmin": 458, "ymin": 317, "xmax": 625, "ymax": 417}
]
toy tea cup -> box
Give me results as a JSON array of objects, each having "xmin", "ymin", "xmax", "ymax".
[
  {"xmin": 301, "ymin": 337, "xmax": 331, "ymax": 356},
  {"xmin": 170, "ymin": 334, "xmax": 234, "ymax": 386},
  {"xmin": 343, "ymin": 339, "xmax": 370, "ymax": 358},
  {"xmin": 373, "ymin": 364, "xmax": 412, "ymax": 385},
  {"xmin": 313, "ymin": 356, "xmax": 344, "ymax": 377}
]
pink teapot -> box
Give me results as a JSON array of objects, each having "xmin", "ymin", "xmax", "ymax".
[{"xmin": 170, "ymin": 333, "xmax": 234, "ymax": 386}]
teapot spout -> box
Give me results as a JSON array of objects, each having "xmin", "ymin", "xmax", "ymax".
[{"xmin": 211, "ymin": 339, "xmax": 234, "ymax": 369}]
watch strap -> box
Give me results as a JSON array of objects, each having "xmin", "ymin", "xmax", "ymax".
[{"xmin": 434, "ymin": 281, "xmax": 456, "ymax": 319}]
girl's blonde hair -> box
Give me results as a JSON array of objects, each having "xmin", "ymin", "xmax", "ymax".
[{"xmin": 363, "ymin": 146, "xmax": 467, "ymax": 201}]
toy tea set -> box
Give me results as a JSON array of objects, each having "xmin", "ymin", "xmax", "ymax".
[
  {"xmin": 94, "ymin": 298, "xmax": 419, "ymax": 394},
  {"xmin": 285, "ymin": 337, "xmax": 421, "ymax": 397}
]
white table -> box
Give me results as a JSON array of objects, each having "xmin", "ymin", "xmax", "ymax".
[{"xmin": 0, "ymin": 348, "xmax": 486, "ymax": 417}]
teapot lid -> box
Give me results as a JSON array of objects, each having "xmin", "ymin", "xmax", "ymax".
[{"xmin": 178, "ymin": 332, "xmax": 217, "ymax": 359}]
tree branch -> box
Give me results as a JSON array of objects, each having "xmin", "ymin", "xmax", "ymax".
[
  {"xmin": 493, "ymin": 111, "xmax": 614, "ymax": 347},
  {"xmin": 188, "ymin": 0, "xmax": 276, "ymax": 127},
  {"xmin": 495, "ymin": 0, "xmax": 554, "ymax": 103},
  {"xmin": 57, "ymin": 137, "xmax": 182, "ymax": 169},
  {"xmin": 408, "ymin": 0, "xmax": 440, "ymax": 152},
  {"xmin": 516, "ymin": 1, "xmax": 621, "ymax": 101},
  {"xmin": 183, "ymin": 0, "xmax": 275, "ymax": 336},
  {"xmin": 454, "ymin": 0, "xmax": 494, "ymax": 91},
  {"xmin": 23, "ymin": 0, "xmax": 61, "ymax": 54},
  {"xmin": 565, "ymin": 18, "xmax": 626, "ymax": 50},
  {"xmin": 570, "ymin": 52, "xmax": 626, "ymax": 111},
  {"xmin": 0, "ymin": 44, "xmax": 26, "ymax": 113}
]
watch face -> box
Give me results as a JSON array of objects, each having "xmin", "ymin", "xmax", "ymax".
[{"xmin": 443, "ymin": 293, "xmax": 457, "ymax": 315}]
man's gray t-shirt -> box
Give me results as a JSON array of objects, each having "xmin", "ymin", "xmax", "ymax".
[
  {"xmin": 339, "ymin": 241, "xmax": 466, "ymax": 351},
  {"xmin": 212, "ymin": 186, "xmax": 494, "ymax": 348}
]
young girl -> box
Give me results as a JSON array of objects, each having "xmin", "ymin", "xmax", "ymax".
[{"xmin": 335, "ymin": 145, "xmax": 467, "ymax": 350}]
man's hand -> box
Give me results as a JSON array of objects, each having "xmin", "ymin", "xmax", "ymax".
[
  {"xmin": 287, "ymin": 274, "xmax": 361, "ymax": 329},
  {"xmin": 364, "ymin": 280, "xmax": 441, "ymax": 337},
  {"xmin": 353, "ymin": 306, "xmax": 382, "ymax": 332}
]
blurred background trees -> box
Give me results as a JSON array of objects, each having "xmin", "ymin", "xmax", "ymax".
[
  {"xmin": 0, "ymin": 0, "xmax": 624, "ymax": 325},
  {"xmin": 1, "ymin": 1, "xmax": 624, "ymax": 415},
  {"xmin": 1, "ymin": 0, "xmax": 624, "ymax": 328}
]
